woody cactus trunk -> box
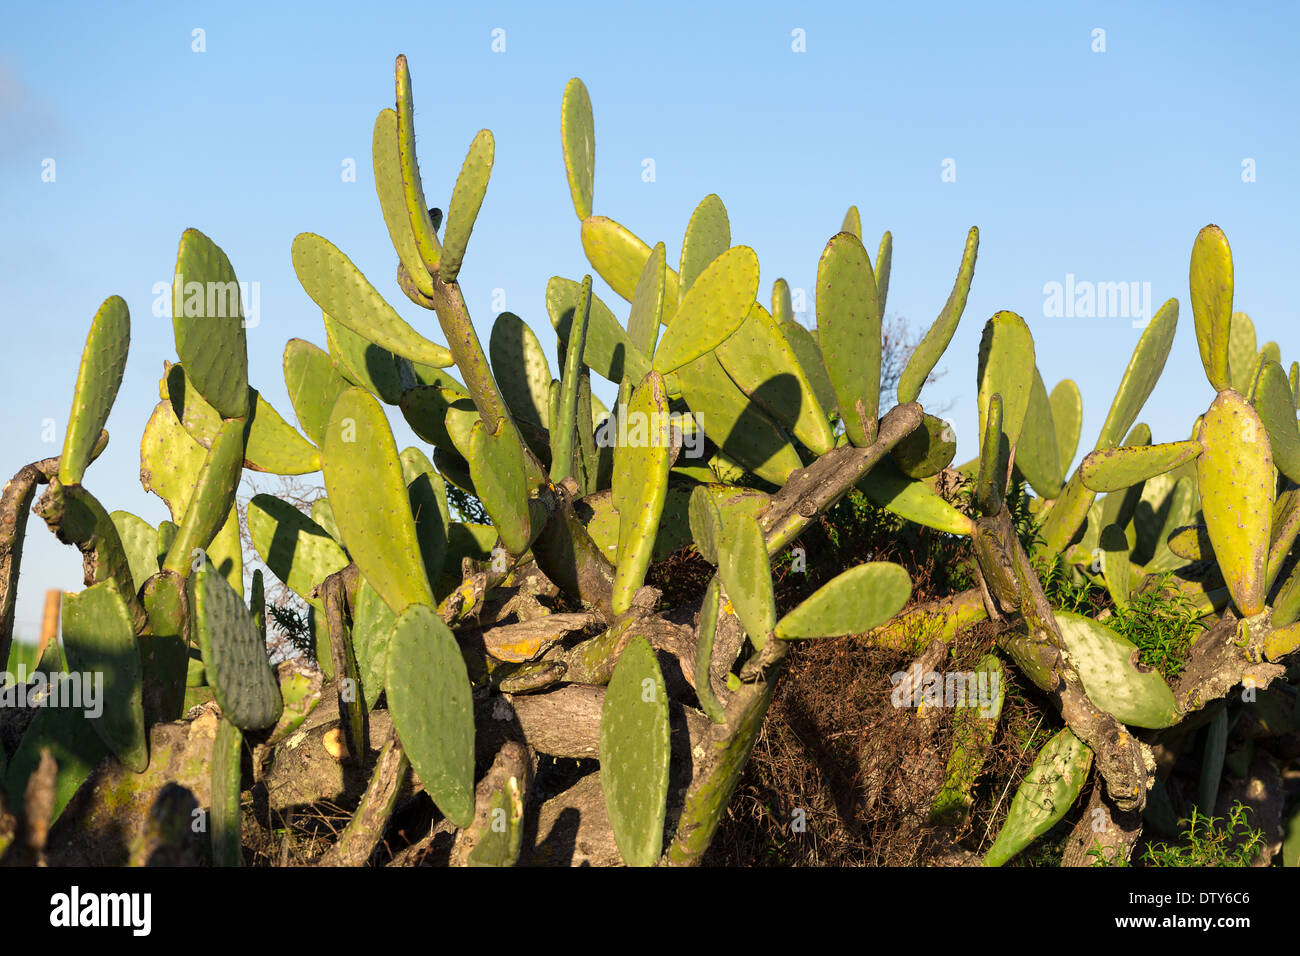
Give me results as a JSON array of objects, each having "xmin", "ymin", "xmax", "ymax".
[{"xmin": 1, "ymin": 54, "xmax": 1297, "ymax": 867}]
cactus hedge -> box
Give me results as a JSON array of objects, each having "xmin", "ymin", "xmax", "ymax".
[{"xmin": 1, "ymin": 54, "xmax": 1297, "ymax": 868}]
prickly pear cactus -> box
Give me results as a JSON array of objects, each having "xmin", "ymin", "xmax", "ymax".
[{"xmin": 4, "ymin": 48, "xmax": 1298, "ymax": 874}]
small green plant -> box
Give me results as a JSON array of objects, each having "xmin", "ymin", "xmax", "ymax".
[
  {"xmin": 1140, "ymin": 801, "xmax": 1265, "ymax": 867},
  {"xmin": 1110, "ymin": 577, "xmax": 1203, "ymax": 681},
  {"xmin": 1034, "ymin": 553, "xmax": 1105, "ymax": 616}
]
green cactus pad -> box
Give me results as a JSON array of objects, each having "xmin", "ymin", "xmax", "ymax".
[
  {"xmin": 771, "ymin": 278, "xmax": 794, "ymax": 324},
  {"xmin": 60, "ymin": 295, "xmax": 129, "ymax": 486},
  {"xmin": 561, "ymin": 78, "xmax": 595, "ymax": 220},
  {"xmin": 1017, "ymin": 368, "xmax": 1063, "ymax": 498},
  {"xmin": 611, "ymin": 373, "xmax": 673, "ymax": 614},
  {"xmin": 599, "ymin": 634, "xmax": 671, "ymax": 866},
  {"xmin": 628, "ymin": 241, "xmax": 667, "ymax": 358},
  {"xmin": 775, "ymin": 562, "xmax": 911, "ymax": 639},
  {"xmin": 162, "ymin": 417, "xmax": 247, "ymax": 579},
  {"xmin": 1200, "ymin": 709, "xmax": 1228, "ymax": 814},
  {"xmin": 156, "ymin": 519, "xmax": 178, "ymax": 564},
  {"xmin": 1253, "ymin": 360, "xmax": 1300, "ymax": 484},
  {"xmin": 165, "ymin": 365, "xmax": 319, "ymax": 475},
  {"xmin": 372, "ymin": 107, "xmax": 435, "ymax": 299},
  {"xmin": 283, "ymin": 338, "xmax": 354, "ymax": 447},
  {"xmin": 407, "ymin": 474, "xmax": 449, "ymax": 589},
  {"xmin": 440, "ymin": 129, "xmax": 494, "ymax": 282},
  {"xmin": 675, "ymin": 352, "xmax": 803, "ymax": 486},
  {"xmin": 1268, "ymin": 487, "xmax": 1300, "ymax": 590},
  {"xmin": 433, "ymin": 447, "xmax": 478, "ymax": 497},
  {"xmin": 840, "ymin": 205, "xmax": 862, "ymax": 239},
  {"xmin": 717, "ymin": 303, "xmax": 835, "ymax": 455},
  {"xmin": 4, "ymin": 703, "xmax": 106, "ymax": 825},
  {"xmin": 1048, "ymin": 378, "xmax": 1083, "ymax": 476},
  {"xmin": 872, "ymin": 231, "xmax": 893, "ymax": 313},
  {"xmin": 211, "ymin": 717, "xmax": 243, "ymax": 866},
  {"xmin": 399, "ymin": 385, "xmax": 477, "ymax": 454},
  {"xmin": 1136, "ymin": 475, "xmax": 1197, "ymax": 573},
  {"xmin": 489, "ymin": 312, "xmax": 552, "ymax": 432},
  {"xmin": 976, "ymin": 392, "xmax": 1005, "ymax": 516},
  {"xmin": 977, "ymin": 311, "xmax": 1035, "ymax": 458},
  {"xmin": 246, "ymin": 494, "xmax": 350, "ymax": 611},
  {"xmin": 1264, "ymin": 621, "xmax": 1300, "ymax": 662},
  {"xmin": 890, "ymin": 414, "xmax": 957, "ymax": 479},
  {"xmin": 897, "ymin": 226, "xmax": 979, "ymax": 404},
  {"xmin": 653, "ymin": 246, "xmax": 759, "ymax": 374},
  {"xmin": 694, "ymin": 577, "xmax": 727, "ymax": 723},
  {"xmin": 579, "ymin": 215, "xmax": 681, "ymax": 306},
  {"xmin": 61, "ymin": 581, "xmax": 148, "ymax": 772},
  {"xmin": 109, "ymin": 510, "xmax": 160, "ymax": 596},
  {"xmin": 394, "ymin": 55, "xmax": 443, "ymax": 273},
  {"xmin": 189, "ymin": 560, "xmax": 283, "ymax": 731},
  {"xmin": 467, "ymin": 769, "xmax": 528, "ymax": 867},
  {"xmin": 688, "ymin": 485, "xmax": 725, "ymax": 565},
  {"xmin": 350, "ymin": 577, "xmax": 396, "ymax": 709},
  {"xmin": 292, "ymin": 233, "xmax": 452, "ymax": 368},
  {"xmin": 1196, "ymin": 389, "xmax": 1272, "ymax": 616},
  {"xmin": 678, "ymin": 194, "xmax": 730, "ymax": 302},
  {"xmin": 401, "ymin": 447, "xmax": 450, "ymax": 524},
  {"xmin": 322, "ymin": 312, "xmax": 406, "ymax": 405},
  {"xmin": 137, "ymin": 572, "xmax": 188, "ymax": 724},
  {"xmin": 1272, "ymin": 558, "xmax": 1300, "ymax": 627},
  {"xmin": 1058, "ymin": 610, "xmax": 1180, "ymax": 727},
  {"xmin": 983, "ymin": 728, "xmax": 1092, "ymax": 867},
  {"xmin": 468, "ymin": 418, "xmax": 531, "ymax": 556},
  {"xmin": 857, "ymin": 457, "xmax": 973, "ymax": 536},
  {"xmin": 386, "ymin": 603, "xmax": 475, "ymax": 827},
  {"xmin": 777, "ymin": 316, "xmax": 837, "ymax": 417},
  {"xmin": 324, "ymin": 387, "xmax": 434, "ymax": 613},
  {"xmin": 1079, "ymin": 439, "xmax": 1202, "ymax": 493},
  {"xmin": 250, "ymin": 568, "xmax": 266, "ymax": 641},
  {"xmin": 930, "ymin": 653, "xmax": 1004, "ymax": 825},
  {"xmin": 816, "ymin": 231, "xmax": 881, "ymax": 447},
  {"xmin": 1093, "ymin": 299, "xmax": 1179, "ymax": 451},
  {"xmin": 1086, "ymin": 426, "xmax": 1152, "ymax": 542},
  {"xmin": 1189, "ymin": 225, "xmax": 1233, "ymax": 392},
  {"xmin": 547, "ymin": 276, "xmax": 650, "ymax": 385},
  {"xmin": 1099, "ymin": 523, "xmax": 1133, "ymax": 607},
  {"xmin": 581, "ymin": 483, "xmax": 764, "ymax": 566},
  {"xmin": 1227, "ymin": 311, "xmax": 1257, "ymax": 395},
  {"xmin": 310, "ymin": 498, "xmax": 343, "ymax": 546},
  {"xmin": 171, "ymin": 229, "xmax": 249, "ymax": 420},
  {"xmin": 1253, "ymin": 342, "xmax": 1281, "ymax": 393},
  {"xmin": 717, "ymin": 513, "xmax": 776, "ymax": 648},
  {"xmin": 552, "ymin": 276, "xmax": 593, "ymax": 482}
]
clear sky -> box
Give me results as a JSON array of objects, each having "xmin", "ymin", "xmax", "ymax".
[{"xmin": 3, "ymin": 1, "xmax": 1298, "ymax": 640}]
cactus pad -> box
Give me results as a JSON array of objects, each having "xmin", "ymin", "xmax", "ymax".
[
  {"xmin": 60, "ymin": 295, "xmax": 129, "ymax": 486},
  {"xmin": 386, "ymin": 603, "xmax": 475, "ymax": 828},
  {"xmin": 323, "ymin": 387, "xmax": 434, "ymax": 613},
  {"xmin": 1195, "ymin": 389, "xmax": 1273, "ymax": 616},
  {"xmin": 292, "ymin": 233, "xmax": 453, "ymax": 368},
  {"xmin": 61, "ymin": 581, "xmax": 148, "ymax": 772},
  {"xmin": 189, "ymin": 561, "xmax": 283, "ymax": 731},
  {"xmin": 171, "ymin": 229, "xmax": 249, "ymax": 420},
  {"xmin": 600, "ymin": 634, "xmax": 670, "ymax": 866},
  {"xmin": 775, "ymin": 562, "xmax": 912, "ymax": 639}
]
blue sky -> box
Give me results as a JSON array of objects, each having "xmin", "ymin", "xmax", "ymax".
[{"xmin": 2, "ymin": 1, "xmax": 1298, "ymax": 640}]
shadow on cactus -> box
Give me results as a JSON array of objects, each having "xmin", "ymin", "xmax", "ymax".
[{"xmin": 1, "ymin": 53, "xmax": 1297, "ymax": 870}]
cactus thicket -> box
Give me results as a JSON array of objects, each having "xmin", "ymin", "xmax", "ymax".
[{"xmin": 1, "ymin": 53, "xmax": 1298, "ymax": 870}]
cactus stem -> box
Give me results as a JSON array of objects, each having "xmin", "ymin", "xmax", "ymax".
[{"xmin": 759, "ymin": 401, "xmax": 923, "ymax": 554}]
